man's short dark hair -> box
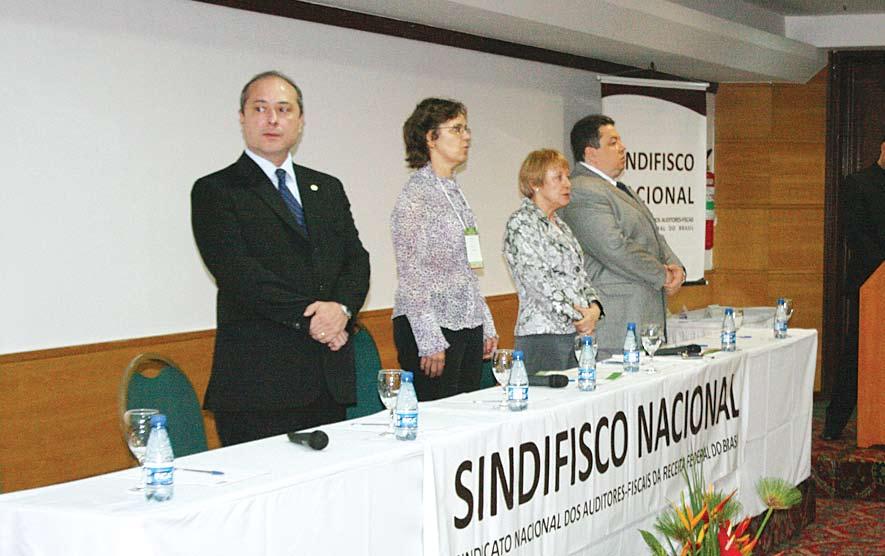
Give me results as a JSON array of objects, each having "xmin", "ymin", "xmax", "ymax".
[
  {"xmin": 402, "ymin": 98, "xmax": 467, "ymax": 169},
  {"xmin": 570, "ymin": 114, "xmax": 615, "ymax": 163},
  {"xmin": 239, "ymin": 70, "xmax": 303, "ymax": 114}
]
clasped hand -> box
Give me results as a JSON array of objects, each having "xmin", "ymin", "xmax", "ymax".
[
  {"xmin": 573, "ymin": 303, "xmax": 601, "ymax": 335},
  {"xmin": 663, "ymin": 264, "xmax": 685, "ymax": 296},
  {"xmin": 304, "ymin": 301, "xmax": 349, "ymax": 351}
]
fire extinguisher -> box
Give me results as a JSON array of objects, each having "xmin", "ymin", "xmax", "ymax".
[{"xmin": 705, "ymin": 170, "xmax": 715, "ymax": 251}]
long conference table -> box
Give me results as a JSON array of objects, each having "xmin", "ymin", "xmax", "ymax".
[{"xmin": 0, "ymin": 328, "xmax": 816, "ymax": 556}]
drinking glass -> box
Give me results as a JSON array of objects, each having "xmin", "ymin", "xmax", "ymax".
[
  {"xmin": 377, "ymin": 369, "xmax": 403, "ymax": 434},
  {"xmin": 640, "ymin": 323, "xmax": 663, "ymax": 373},
  {"xmin": 491, "ymin": 349, "xmax": 514, "ymax": 410},
  {"xmin": 122, "ymin": 408, "xmax": 159, "ymax": 489}
]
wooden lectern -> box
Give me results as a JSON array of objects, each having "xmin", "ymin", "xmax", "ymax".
[{"xmin": 857, "ymin": 262, "xmax": 885, "ymax": 448}]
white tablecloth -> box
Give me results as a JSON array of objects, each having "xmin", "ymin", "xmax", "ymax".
[
  {"xmin": 420, "ymin": 328, "xmax": 816, "ymax": 555},
  {"xmin": 0, "ymin": 329, "xmax": 816, "ymax": 556},
  {"xmin": 667, "ymin": 306, "xmax": 776, "ymax": 345},
  {"xmin": 0, "ymin": 420, "xmax": 425, "ymax": 556}
]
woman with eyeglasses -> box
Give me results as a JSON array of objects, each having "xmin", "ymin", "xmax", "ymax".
[
  {"xmin": 503, "ymin": 149, "xmax": 603, "ymax": 372},
  {"xmin": 390, "ymin": 98, "xmax": 498, "ymax": 401}
]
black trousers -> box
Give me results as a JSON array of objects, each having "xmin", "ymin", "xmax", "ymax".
[
  {"xmin": 824, "ymin": 290, "xmax": 859, "ymax": 436},
  {"xmin": 213, "ymin": 387, "xmax": 346, "ymax": 447},
  {"xmin": 393, "ymin": 316, "xmax": 484, "ymax": 402}
]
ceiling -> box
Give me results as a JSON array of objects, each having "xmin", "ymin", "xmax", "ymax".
[
  {"xmin": 313, "ymin": 0, "xmax": 830, "ymax": 83},
  {"xmin": 743, "ymin": 0, "xmax": 885, "ymax": 15}
]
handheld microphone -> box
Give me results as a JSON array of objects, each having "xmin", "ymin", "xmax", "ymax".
[
  {"xmin": 655, "ymin": 344, "xmax": 702, "ymax": 357},
  {"xmin": 287, "ymin": 430, "xmax": 329, "ymax": 450},
  {"xmin": 527, "ymin": 374, "xmax": 569, "ymax": 388}
]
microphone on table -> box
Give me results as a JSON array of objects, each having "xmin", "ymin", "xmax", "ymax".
[
  {"xmin": 655, "ymin": 344, "xmax": 702, "ymax": 357},
  {"xmin": 287, "ymin": 430, "xmax": 329, "ymax": 450},
  {"xmin": 527, "ymin": 373, "xmax": 569, "ymax": 388}
]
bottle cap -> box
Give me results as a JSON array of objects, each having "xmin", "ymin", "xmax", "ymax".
[
  {"xmin": 401, "ymin": 370, "xmax": 414, "ymax": 382},
  {"xmin": 724, "ymin": 307, "xmax": 733, "ymax": 315},
  {"xmin": 582, "ymin": 336, "xmax": 593, "ymax": 345},
  {"xmin": 150, "ymin": 414, "xmax": 167, "ymax": 427},
  {"xmin": 777, "ymin": 297, "xmax": 785, "ymax": 304},
  {"xmin": 627, "ymin": 322, "xmax": 636, "ymax": 330},
  {"xmin": 513, "ymin": 350, "xmax": 524, "ymax": 360}
]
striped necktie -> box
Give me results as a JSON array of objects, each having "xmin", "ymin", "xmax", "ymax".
[{"xmin": 275, "ymin": 168, "xmax": 307, "ymax": 234}]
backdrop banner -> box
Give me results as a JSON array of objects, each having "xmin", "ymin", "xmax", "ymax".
[
  {"xmin": 600, "ymin": 76, "xmax": 709, "ymax": 282},
  {"xmin": 426, "ymin": 354, "xmax": 744, "ymax": 556}
]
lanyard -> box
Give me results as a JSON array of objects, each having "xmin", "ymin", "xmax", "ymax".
[{"xmin": 438, "ymin": 181, "xmax": 472, "ymax": 230}]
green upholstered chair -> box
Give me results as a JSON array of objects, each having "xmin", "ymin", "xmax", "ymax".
[
  {"xmin": 479, "ymin": 359, "xmax": 497, "ymax": 389},
  {"xmin": 119, "ymin": 353, "xmax": 208, "ymax": 458},
  {"xmin": 346, "ymin": 328, "xmax": 385, "ymax": 419}
]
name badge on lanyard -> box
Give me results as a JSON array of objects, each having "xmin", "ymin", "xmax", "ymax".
[
  {"xmin": 440, "ymin": 181, "xmax": 484, "ymax": 270},
  {"xmin": 464, "ymin": 226, "xmax": 483, "ymax": 269}
]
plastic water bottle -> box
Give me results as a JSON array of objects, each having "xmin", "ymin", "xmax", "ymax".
[
  {"xmin": 721, "ymin": 307, "xmax": 737, "ymax": 352},
  {"xmin": 507, "ymin": 350, "xmax": 529, "ymax": 411},
  {"xmin": 578, "ymin": 336, "xmax": 597, "ymax": 392},
  {"xmin": 144, "ymin": 414, "xmax": 174, "ymax": 502},
  {"xmin": 774, "ymin": 298, "xmax": 788, "ymax": 339},
  {"xmin": 394, "ymin": 370, "xmax": 418, "ymax": 441},
  {"xmin": 623, "ymin": 323, "xmax": 640, "ymax": 373}
]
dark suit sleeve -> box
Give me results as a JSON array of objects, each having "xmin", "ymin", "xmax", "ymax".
[
  {"xmin": 844, "ymin": 172, "xmax": 885, "ymax": 281},
  {"xmin": 191, "ymin": 176, "xmax": 314, "ymax": 329}
]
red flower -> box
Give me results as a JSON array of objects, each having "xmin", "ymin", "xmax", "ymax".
[{"xmin": 717, "ymin": 518, "xmax": 756, "ymax": 556}]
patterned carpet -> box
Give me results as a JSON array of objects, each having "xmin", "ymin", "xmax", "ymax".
[
  {"xmin": 773, "ymin": 498, "xmax": 885, "ymax": 555},
  {"xmin": 767, "ymin": 401, "xmax": 885, "ymax": 555},
  {"xmin": 810, "ymin": 401, "xmax": 884, "ymax": 501}
]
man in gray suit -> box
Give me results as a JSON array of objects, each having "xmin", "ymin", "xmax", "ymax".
[{"xmin": 560, "ymin": 114, "xmax": 685, "ymax": 353}]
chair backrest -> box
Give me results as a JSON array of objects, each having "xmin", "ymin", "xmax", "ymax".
[
  {"xmin": 479, "ymin": 359, "xmax": 497, "ymax": 390},
  {"xmin": 119, "ymin": 353, "xmax": 208, "ymax": 457},
  {"xmin": 346, "ymin": 328, "xmax": 385, "ymax": 419}
]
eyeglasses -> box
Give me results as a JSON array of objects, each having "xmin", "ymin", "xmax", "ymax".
[{"xmin": 437, "ymin": 124, "xmax": 471, "ymax": 136}]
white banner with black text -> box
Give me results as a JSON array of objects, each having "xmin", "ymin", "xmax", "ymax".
[
  {"xmin": 425, "ymin": 354, "xmax": 744, "ymax": 556},
  {"xmin": 600, "ymin": 76, "xmax": 708, "ymax": 282}
]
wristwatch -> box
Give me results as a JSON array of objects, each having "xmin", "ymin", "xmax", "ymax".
[{"xmin": 339, "ymin": 304, "xmax": 352, "ymax": 319}]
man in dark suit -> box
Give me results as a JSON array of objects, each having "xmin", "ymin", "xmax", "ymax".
[
  {"xmin": 561, "ymin": 115, "xmax": 685, "ymax": 354},
  {"xmin": 823, "ymin": 136, "xmax": 885, "ymax": 440},
  {"xmin": 191, "ymin": 71, "xmax": 370, "ymax": 446}
]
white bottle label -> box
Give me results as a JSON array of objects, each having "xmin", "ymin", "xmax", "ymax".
[
  {"xmin": 508, "ymin": 385, "xmax": 528, "ymax": 401},
  {"xmin": 144, "ymin": 465, "xmax": 174, "ymax": 486},
  {"xmin": 395, "ymin": 411, "xmax": 418, "ymax": 429}
]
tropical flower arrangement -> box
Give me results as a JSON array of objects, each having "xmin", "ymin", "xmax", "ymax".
[{"xmin": 640, "ymin": 465, "xmax": 802, "ymax": 556}]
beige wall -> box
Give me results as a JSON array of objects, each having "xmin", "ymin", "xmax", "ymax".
[{"xmin": 1, "ymin": 73, "xmax": 829, "ymax": 493}]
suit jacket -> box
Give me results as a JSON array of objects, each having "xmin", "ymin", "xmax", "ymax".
[
  {"xmin": 560, "ymin": 164, "xmax": 682, "ymax": 352},
  {"xmin": 843, "ymin": 163, "xmax": 885, "ymax": 291},
  {"xmin": 191, "ymin": 153, "xmax": 370, "ymax": 411}
]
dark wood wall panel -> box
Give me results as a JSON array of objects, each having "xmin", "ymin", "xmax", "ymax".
[{"xmin": 822, "ymin": 50, "xmax": 885, "ymax": 392}]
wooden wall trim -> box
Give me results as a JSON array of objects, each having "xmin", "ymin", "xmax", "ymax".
[
  {"xmin": 0, "ymin": 330, "xmax": 216, "ymax": 364},
  {"xmin": 0, "ymin": 295, "xmax": 518, "ymax": 492}
]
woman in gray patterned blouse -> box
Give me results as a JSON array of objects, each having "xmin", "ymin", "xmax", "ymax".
[
  {"xmin": 390, "ymin": 98, "xmax": 498, "ymax": 401},
  {"xmin": 503, "ymin": 149, "xmax": 603, "ymax": 372}
]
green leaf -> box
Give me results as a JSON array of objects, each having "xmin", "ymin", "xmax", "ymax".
[
  {"xmin": 639, "ymin": 529, "xmax": 670, "ymax": 556},
  {"xmin": 755, "ymin": 477, "xmax": 801, "ymax": 510}
]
